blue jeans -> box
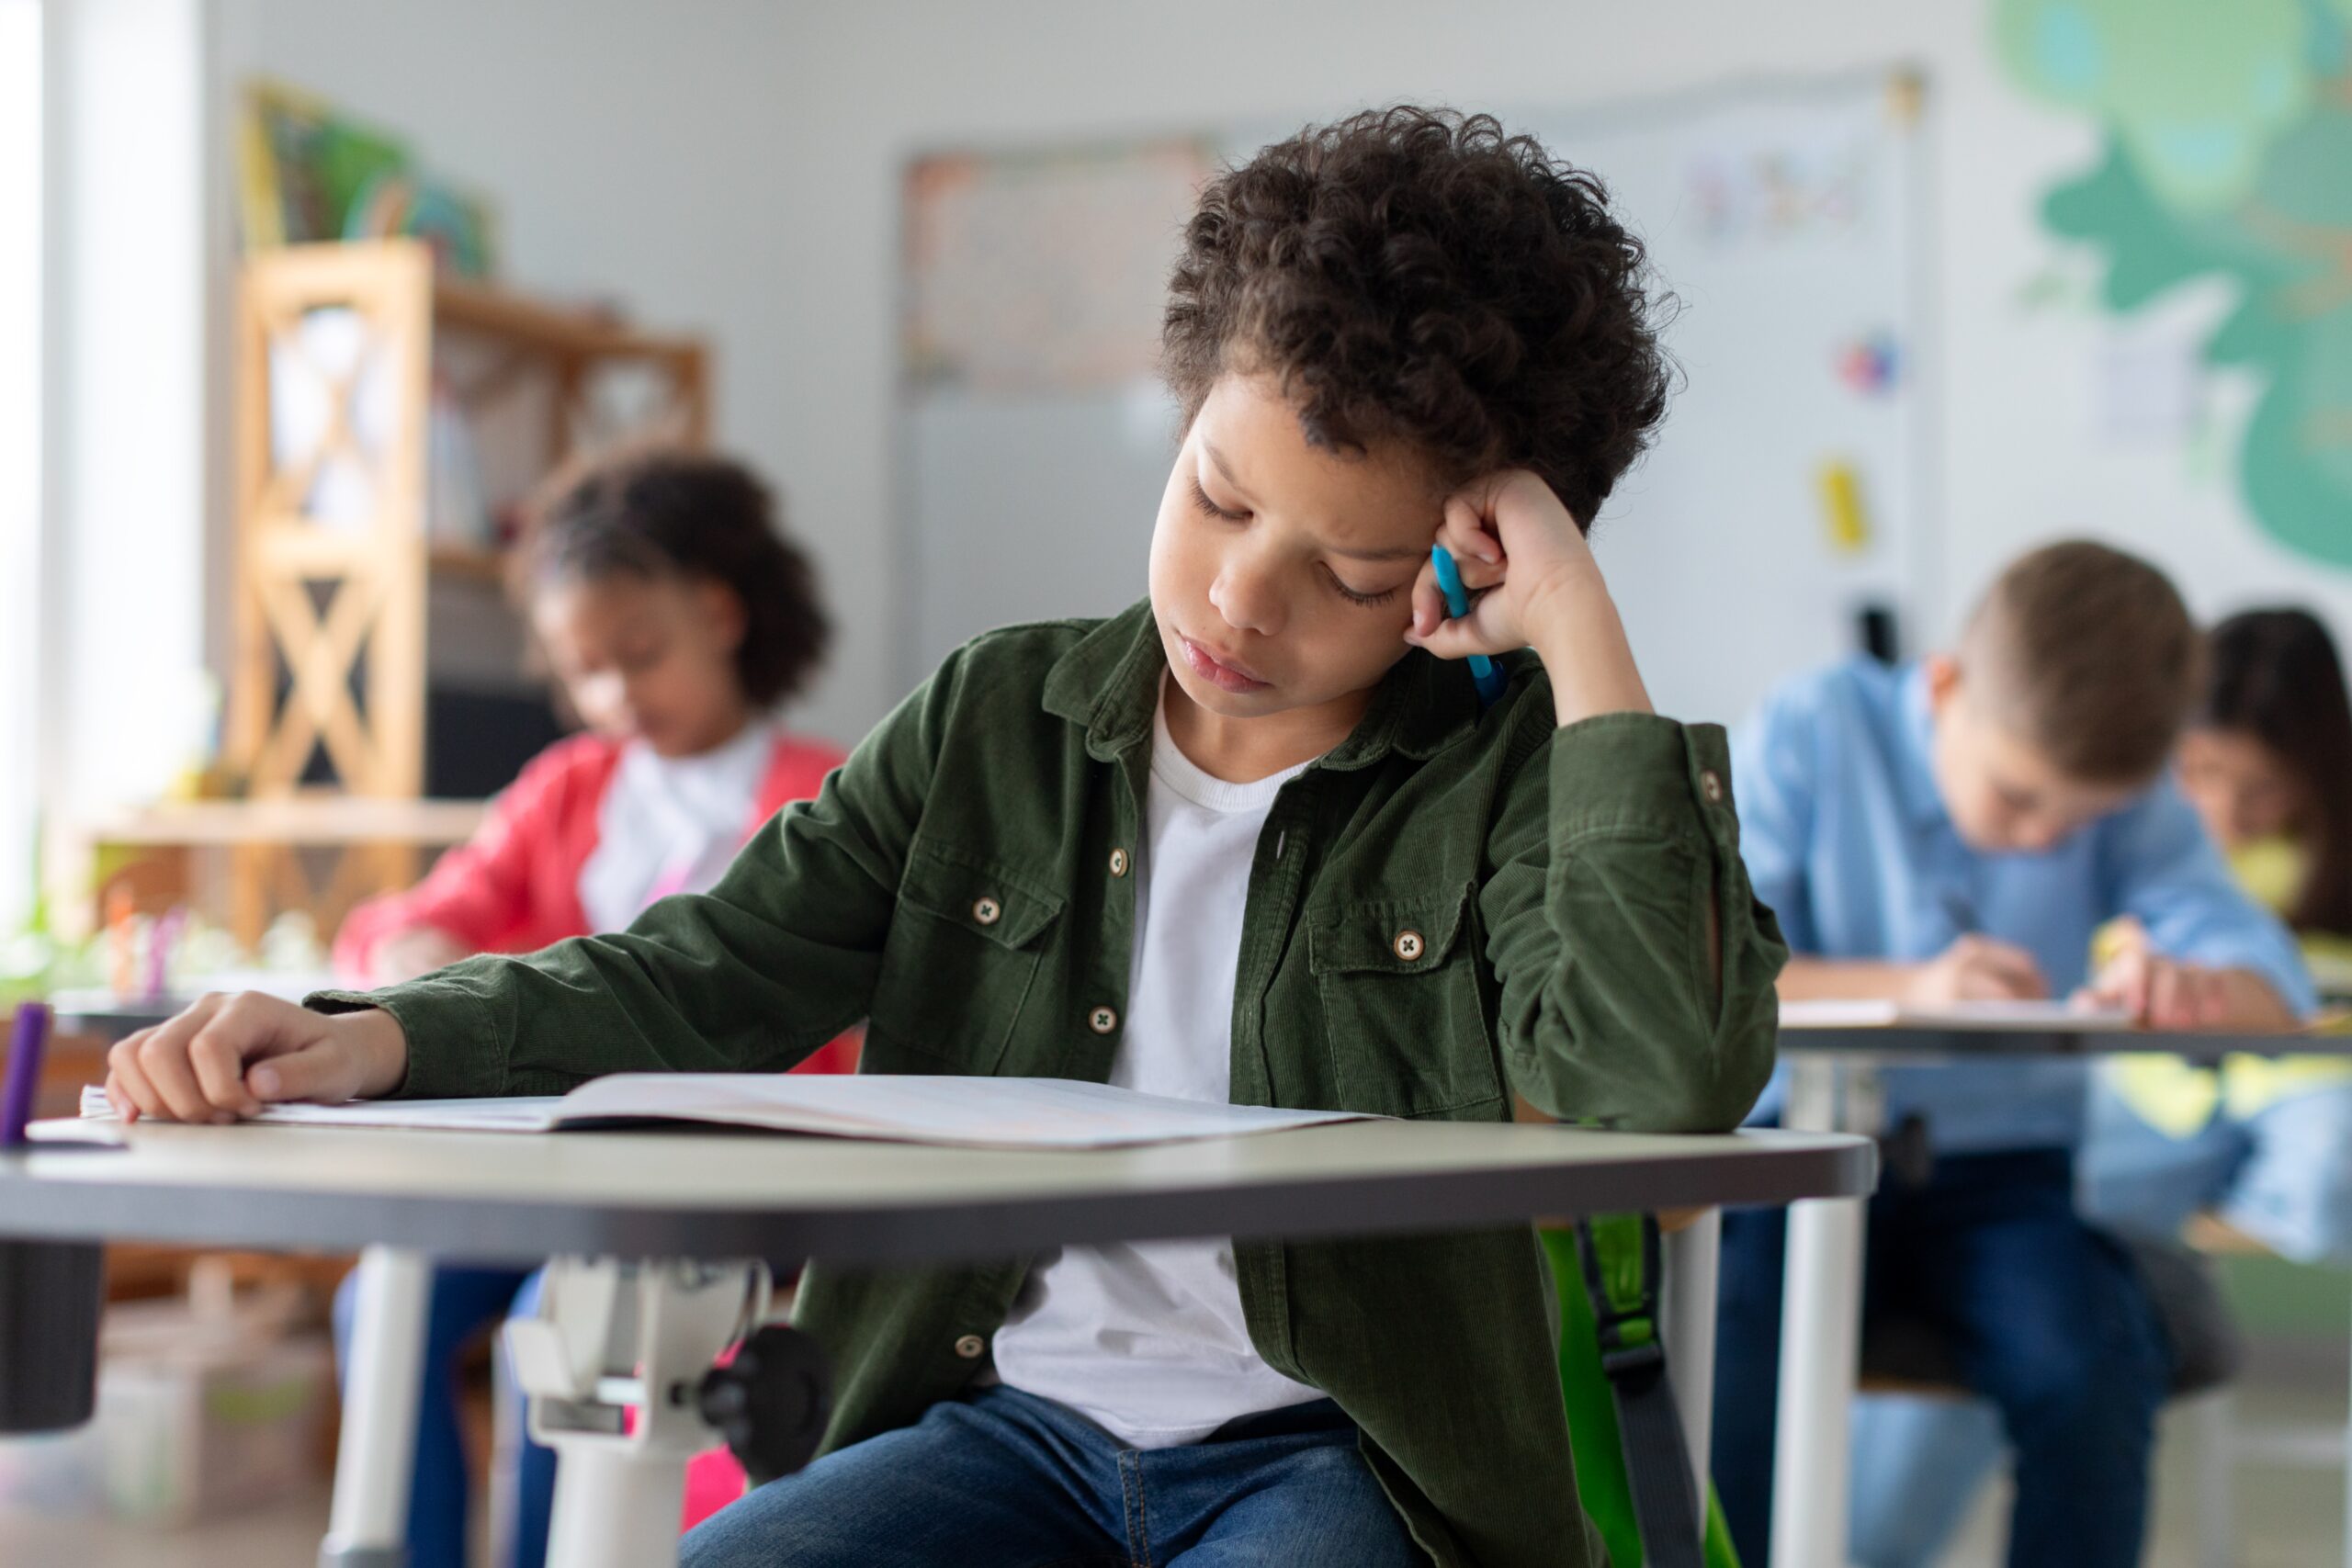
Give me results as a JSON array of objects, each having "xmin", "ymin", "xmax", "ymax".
[
  {"xmin": 1711, "ymin": 1147, "xmax": 2170, "ymax": 1568},
  {"xmin": 1847, "ymin": 1393, "xmax": 2007, "ymax": 1568},
  {"xmin": 331, "ymin": 1264, "xmax": 558, "ymax": 1568},
  {"xmin": 680, "ymin": 1385, "xmax": 1422, "ymax": 1568}
]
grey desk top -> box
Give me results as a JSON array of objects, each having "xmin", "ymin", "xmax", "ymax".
[
  {"xmin": 45, "ymin": 1001, "xmax": 180, "ymax": 1044},
  {"xmin": 0, "ymin": 1119, "xmax": 1876, "ymax": 1267},
  {"xmin": 48, "ymin": 979, "xmax": 326, "ymax": 1043},
  {"xmin": 1778, "ymin": 1023, "xmax": 2352, "ymax": 1065}
]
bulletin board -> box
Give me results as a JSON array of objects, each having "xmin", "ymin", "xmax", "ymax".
[{"xmin": 896, "ymin": 72, "xmax": 1930, "ymax": 726}]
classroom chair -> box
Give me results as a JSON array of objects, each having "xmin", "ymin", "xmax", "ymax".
[{"xmin": 1858, "ymin": 1235, "xmax": 2241, "ymax": 1399}]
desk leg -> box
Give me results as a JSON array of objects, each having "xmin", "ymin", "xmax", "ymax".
[
  {"xmin": 1771, "ymin": 1194, "xmax": 1864, "ymax": 1568},
  {"xmin": 1771, "ymin": 1057, "xmax": 1868, "ymax": 1568},
  {"xmin": 1662, "ymin": 1208, "xmax": 1721, "ymax": 1537},
  {"xmin": 319, "ymin": 1247, "xmax": 431, "ymax": 1568}
]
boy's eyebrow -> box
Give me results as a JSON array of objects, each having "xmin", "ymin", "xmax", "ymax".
[
  {"xmin": 1200, "ymin": 438, "xmax": 1250, "ymax": 497},
  {"xmin": 1201, "ymin": 437, "xmax": 1427, "ymax": 565}
]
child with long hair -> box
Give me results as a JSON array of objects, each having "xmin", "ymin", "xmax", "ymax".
[{"xmin": 2087, "ymin": 606, "xmax": 2352, "ymax": 1255}]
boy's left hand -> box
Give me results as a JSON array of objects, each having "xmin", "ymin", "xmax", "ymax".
[
  {"xmin": 1404, "ymin": 469, "xmax": 1652, "ymax": 725},
  {"xmin": 1404, "ymin": 470, "xmax": 1598, "ymax": 660},
  {"xmin": 2077, "ymin": 927, "xmax": 2233, "ymax": 1029}
]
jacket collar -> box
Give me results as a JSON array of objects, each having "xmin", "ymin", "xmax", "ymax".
[{"xmin": 1040, "ymin": 599, "xmax": 1485, "ymax": 773}]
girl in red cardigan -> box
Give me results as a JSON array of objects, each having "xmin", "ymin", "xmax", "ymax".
[
  {"xmin": 339, "ymin": 450, "xmax": 848, "ymax": 1026},
  {"xmin": 334, "ymin": 447, "xmax": 851, "ymax": 1568}
]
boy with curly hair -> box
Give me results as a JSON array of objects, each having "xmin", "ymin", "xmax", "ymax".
[{"xmin": 106, "ymin": 107, "xmax": 1785, "ymax": 1567}]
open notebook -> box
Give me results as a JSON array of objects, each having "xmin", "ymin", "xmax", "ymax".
[
  {"xmin": 1778, "ymin": 998, "xmax": 2139, "ymax": 1032},
  {"xmin": 75, "ymin": 1074, "xmax": 1378, "ymax": 1151}
]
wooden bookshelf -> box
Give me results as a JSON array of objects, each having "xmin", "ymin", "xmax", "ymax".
[
  {"xmin": 226, "ymin": 238, "xmax": 710, "ymax": 800},
  {"xmin": 72, "ymin": 797, "xmax": 488, "ymax": 847},
  {"xmin": 50, "ymin": 240, "xmax": 708, "ymax": 944},
  {"xmin": 50, "ymin": 796, "xmax": 490, "ymax": 946}
]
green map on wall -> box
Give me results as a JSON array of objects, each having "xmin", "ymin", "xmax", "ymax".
[{"xmin": 1997, "ymin": 0, "xmax": 2352, "ymax": 567}]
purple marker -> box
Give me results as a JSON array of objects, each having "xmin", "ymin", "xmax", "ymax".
[
  {"xmin": 2, "ymin": 1001, "xmax": 51, "ymax": 1147},
  {"xmin": 143, "ymin": 908, "xmax": 184, "ymax": 1003}
]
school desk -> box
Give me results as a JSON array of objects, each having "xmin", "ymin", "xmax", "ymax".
[
  {"xmin": 0, "ymin": 1115, "xmax": 1874, "ymax": 1568},
  {"xmin": 1769, "ymin": 1021, "xmax": 2352, "ymax": 1568}
]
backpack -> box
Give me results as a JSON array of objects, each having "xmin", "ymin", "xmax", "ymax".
[{"xmin": 1543, "ymin": 1218, "xmax": 1742, "ymax": 1568}]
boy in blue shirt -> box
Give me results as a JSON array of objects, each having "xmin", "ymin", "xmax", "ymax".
[{"xmin": 1711, "ymin": 540, "xmax": 2312, "ymax": 1567}]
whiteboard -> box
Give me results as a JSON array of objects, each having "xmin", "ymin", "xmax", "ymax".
[{"xmin": 898, "ymin": 74, "xmax": 1928, "ymax": 727}]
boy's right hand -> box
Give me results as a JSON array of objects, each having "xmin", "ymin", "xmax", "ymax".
[
  {"xmin": 1906, "ymin": 935, "xmax": 2050, "ymax": 1005},
  {"xmin": 104, "ymin": 995, "xmax": 410, "ymax": 1124}
]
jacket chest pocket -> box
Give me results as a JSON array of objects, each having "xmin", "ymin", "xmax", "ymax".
[
  {"xmin": 868, "ymin": 844, "xmax": 1066, "ymax": 1074},
  {"xmin": 1309, "ymin": 886, "xmax": 1505, "ymax": 1120}
]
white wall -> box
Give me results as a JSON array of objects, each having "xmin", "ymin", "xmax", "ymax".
[
  {"xmin": 44, "ymin": 0, "xmax": 211, "ymax": 821},
  {"xmin": 219, "ymin": 0, "xmax": 877, "ymax": 735},
  {"xmin": 219, "ymin": 0, "xmax": 2352, "ymax": 743},
  {"xmin": 0, "ymin": 0, "xmax": 39, "ymax": 933}
]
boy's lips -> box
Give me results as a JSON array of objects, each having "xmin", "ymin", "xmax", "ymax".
[{"xmin": 1178, "ymin": 635, "xmax": 1271, "ymax": 694}]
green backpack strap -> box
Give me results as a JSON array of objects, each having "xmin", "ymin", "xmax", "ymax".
[
  {"xmin": 1575, "ymin": 1214, "xmax": 1706, "ymax": 1568},
  {"xmin": 1545, "ymin": 1223, "xmax": 1742, "ymax": 1568}
]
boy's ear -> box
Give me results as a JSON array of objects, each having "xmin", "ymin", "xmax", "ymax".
[{"xmin": 1923, "ymin": 652, "xmax": 1962, "ymax": 717}]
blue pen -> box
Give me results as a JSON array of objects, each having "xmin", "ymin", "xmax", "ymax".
[{"xmin": 1430, "ymin": 547, "xmax": 1508, "ymax": 706}]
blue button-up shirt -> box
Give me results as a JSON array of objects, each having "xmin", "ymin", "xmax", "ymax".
[{"xmin": 1735, "ymin": 658, "xmax": 2315, "ymax": 1152}]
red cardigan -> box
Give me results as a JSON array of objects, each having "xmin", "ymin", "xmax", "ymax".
[{"xmin": 335, "ymin": 729, "xmax": 857, "ymax": 1074}]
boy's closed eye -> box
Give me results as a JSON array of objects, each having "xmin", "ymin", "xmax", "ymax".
[
  {"xmin": 1189, "ymin": 475, "xmax": 1249, "ymax": 524},
  {"xmin": 1321, "ymin": 565, "xmax": 1405, "ymax": 607},
  {"xmin": 1187, "ymin": 475, "xmax": 1412, "ymax": 608}
]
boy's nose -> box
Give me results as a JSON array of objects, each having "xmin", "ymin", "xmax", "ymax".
[{"xmin": 1208, "ymin": 566, "xmax": 1283, "ymax": 638}]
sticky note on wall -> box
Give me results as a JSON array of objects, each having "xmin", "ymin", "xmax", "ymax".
[{"xmin": 1817, "ymin": 460, "xmax": 1871, "ymax": 554}]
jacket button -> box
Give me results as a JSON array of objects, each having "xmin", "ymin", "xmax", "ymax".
[
  {"xmin": 1089, "ymin": 1006, "xmax": 1118, "ymax": 1034},
  {"xmin": 1700, "ymin": 770, "xmax": 1724, "ymax": 804},
  {"xmin": 954, "ymin": 1334, "xmax": 986, "ymax": 1359},
  {"xmin": 972, "ymin": 896, "xmax": 1002, "ymax": 926},
  {"xmin": 1394, "ymin": 930, "xmax": 1426, "ymax": 962},
  {"xmin": 1109, "ymin": 847, "xmax": 1129, "ymax": 877}
]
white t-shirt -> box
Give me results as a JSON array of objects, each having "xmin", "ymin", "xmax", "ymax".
[
  {"xmin": 989, "ymin": 686, "xmax": 1327, "ymax": 1447},
  {"xmin": 577, "ymin": 718, "xmax": 775, "ymax": 932}
]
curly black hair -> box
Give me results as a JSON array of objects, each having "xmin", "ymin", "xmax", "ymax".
[
  {"xmin": 1163, "ymin": 106, "xmax": 1673, "ymax": 528},
  {"xmin": 516, "ymin": 446, "xmax": 831, "ymax": 708}
]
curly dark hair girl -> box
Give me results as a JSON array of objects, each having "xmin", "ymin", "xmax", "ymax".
[
  {"xmin": 516, "ymin": 446, "xmax": 831, "ymax": 708},
  {"xmin": 1162, "ymin": 105, "xmax": 1673, "ymax": 528}
]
